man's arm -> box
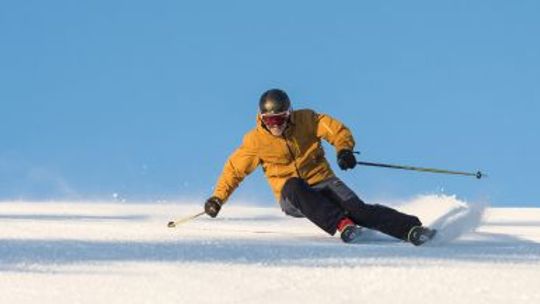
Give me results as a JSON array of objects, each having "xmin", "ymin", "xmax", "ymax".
[
  {"xmin": 315, "ymin": 112, "xmax": 355, "ymax": 152},
  {"xmin": 211, "ymin": 132, "xmax": 260, "ymax": 203},
  {"xmin": 315, "ymin": 112, "xmax": 358, "ymax": 170}
]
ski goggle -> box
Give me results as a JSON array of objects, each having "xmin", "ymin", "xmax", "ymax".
[{"xmin": 260, "ymin": 111, "xmax": 290, "ymax": 127}]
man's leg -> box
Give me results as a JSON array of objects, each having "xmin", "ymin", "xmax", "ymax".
[
  {"xmin": 280, "ymin": 177, "xmax": 345, "ymax": 235},
  {"xmin": 314, "ymin": 177, "xmax": 422, "ymax": 241}
]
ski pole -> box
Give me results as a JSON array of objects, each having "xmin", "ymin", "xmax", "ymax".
[
  {"xmin": 356, "ymin": 161, "xmax": 486, "ymax": 179},
  {"xmin": 167, "ymin": 211, "xmax": 206, "ymax": 228}
]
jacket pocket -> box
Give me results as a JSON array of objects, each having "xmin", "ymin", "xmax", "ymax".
[{"xmin": 261, "ymin": 154, "xmax": 294, "ymax": 178}]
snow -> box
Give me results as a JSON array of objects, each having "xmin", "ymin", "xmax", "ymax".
[{"xmin": 1, "ymin": 195, "xmax": 539, "ymax": 304}]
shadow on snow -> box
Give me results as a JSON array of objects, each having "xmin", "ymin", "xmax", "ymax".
[
  {"xmin": 0, "ymin": 214, "xmax": 148, "ymax": 221},
  {"xmin": 1, "ymin": 231, "xmax": 539, "ymax": 273}
]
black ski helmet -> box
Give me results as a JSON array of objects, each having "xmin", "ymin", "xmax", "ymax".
[{"xmin": 259, "ymin": 89, "xmax": 291, "ymax": 114}]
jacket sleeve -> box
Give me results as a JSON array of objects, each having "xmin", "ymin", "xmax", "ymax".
[
  {"xmin": 315, "ymin": 112, "xmax": 355, "ymax": 152},
  {"xmin": 212, "ymin": 133, "xmax": 260, "ymax": 203}
]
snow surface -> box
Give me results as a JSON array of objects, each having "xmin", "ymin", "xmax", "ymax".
[{"xmin": 1, "ymin": 195, "xmax": 539, "ymax": 304}]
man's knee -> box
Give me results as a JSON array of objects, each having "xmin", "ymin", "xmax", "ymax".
[{"xmin": 279, "ymin": 198, "xmax": 305, "ymax": 218}]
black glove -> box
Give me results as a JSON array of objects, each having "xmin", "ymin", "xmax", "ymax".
[
  {"xmin": 337, "ymin": 149, "xmax": 357, "ymax": 170},
  {"xmin": 204, "ymin": 196, "xmax": 223, "ymax": 218}
]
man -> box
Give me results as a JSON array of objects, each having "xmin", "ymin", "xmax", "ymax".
[{"xmin": 204, "ymin": 89, "xmax": 435, "ymax": 245}]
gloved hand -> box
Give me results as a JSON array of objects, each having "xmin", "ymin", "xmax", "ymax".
[
  {"xmin": 337, "ymin": 149, "xmax": 357, "ymax": 170},
  {"xmin": 204, "ymin": 196, "xmax": 223, "ymax": 218}
]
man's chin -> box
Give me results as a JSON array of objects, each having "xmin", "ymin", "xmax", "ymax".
[{"xmin": 269, "ymin": 127, "xmax": 285, "ymax": 136}]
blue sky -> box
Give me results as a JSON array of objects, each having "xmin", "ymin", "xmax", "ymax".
[{"xmin": 1, "ymin": 0, "xmax": 538, "ymax": 206}]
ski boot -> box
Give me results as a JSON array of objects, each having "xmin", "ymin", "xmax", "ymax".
[
  {"xmin": 338, "ymin": 217, "xmax": 363, "ymax": 243},
  {"xmin": 408, "ymin": 226, "xmax": 437, "ymax": 246}
]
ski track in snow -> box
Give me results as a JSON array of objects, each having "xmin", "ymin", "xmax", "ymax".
[{"xmin": 1, "ymin": 195, "xmax": 539, "ymax": 304}]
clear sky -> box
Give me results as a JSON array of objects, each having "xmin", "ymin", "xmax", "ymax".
[{"xmin": 1, "ymin": 1, "xmax": 538, "ymax": 206}]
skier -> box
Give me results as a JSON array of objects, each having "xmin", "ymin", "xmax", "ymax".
[{"xmin": 204, "ymin": 89, "xmax": 435, "ymax": 245}]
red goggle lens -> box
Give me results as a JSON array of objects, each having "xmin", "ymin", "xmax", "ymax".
[{"xmin": 261, "ymin": 112, "xmax": 289, "ymax": 127}]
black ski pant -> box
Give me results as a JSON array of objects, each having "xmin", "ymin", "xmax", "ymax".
[{"xmin": 279, "ymin": 177, "xmax": 422, "ymax": 241}]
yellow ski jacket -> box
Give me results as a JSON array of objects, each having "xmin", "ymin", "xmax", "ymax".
[{"xmin": 212, "ymin": 109, "xmax": 355, "ymax": 203}]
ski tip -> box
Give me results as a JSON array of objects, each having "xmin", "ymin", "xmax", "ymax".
[{"xmin": 167, "ymin": 221, "xmax": 176, "ymax": 228}]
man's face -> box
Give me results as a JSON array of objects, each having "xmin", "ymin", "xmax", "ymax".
[
  {"xmin": 261, "ymin": 111, "xmax": 290, "ymax": 136},
  {"xmin": 268, "ymin": 122, "xmax": 287, "ymax": 136}
]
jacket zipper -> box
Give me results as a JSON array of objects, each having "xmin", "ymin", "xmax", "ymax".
[{"xmin": 283, "ymin": 133, "xmax": 302, "ymax": 179}]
